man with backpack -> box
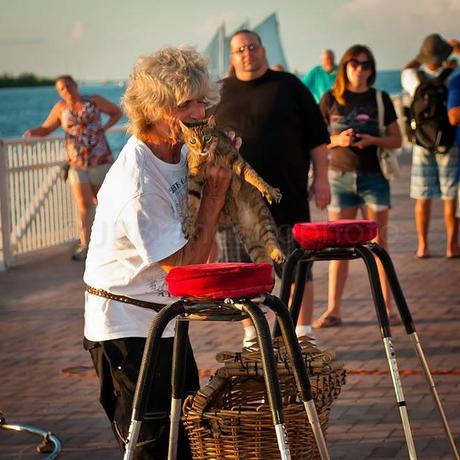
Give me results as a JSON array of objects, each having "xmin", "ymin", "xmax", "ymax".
[{"xmin": 402, "ymin": 33, "xmax": 460, "ymax": 258}]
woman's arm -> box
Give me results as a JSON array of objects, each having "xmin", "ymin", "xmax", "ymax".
[
  {"xmin": 159, "ymin": 163, "xmax": 231, "ymax": 272},
  {"xmin": 448, "ymin": 106, "xmax": 460, "ymax": 126},
  {"xmin": 23, "ymin": 102, "xmax": 62, "ymax": 137},
  {"xmin": 309, "ymin": 144, "xmax": 331, "ymax": 210},
  {"xmin": 92, "ymin": 95, "xmax": 123, "ymax": 131}
]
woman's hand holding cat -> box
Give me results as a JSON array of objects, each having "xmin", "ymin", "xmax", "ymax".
[
  {"xmin": 203, "ymin": 163, "xmax": 232, "ymax": 207},
  {"xmin": 225, "ymin": 130, "xmax": 242, "ymax": 151}
]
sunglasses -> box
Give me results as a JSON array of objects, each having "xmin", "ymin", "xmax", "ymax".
[
  {"xmin": 347, "ymin": 58, "xmax": 372, "ymax": 70},
  {"xmin": 231, "ymin": 43, "xmax": 260, "ymax": 54}
]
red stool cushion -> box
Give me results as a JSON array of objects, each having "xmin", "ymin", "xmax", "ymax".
[
  {"xmin": 166, "ymin": 263, "xmax": 274, "ymax": 299},
  {"xmin": 293, "ymin": 220, "xmax": 378, "ymax": 250}
]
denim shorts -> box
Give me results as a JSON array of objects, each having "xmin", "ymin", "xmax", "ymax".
[{"xmin": 328, "ymin": 169, "xmax": 391, "ymax": 212}]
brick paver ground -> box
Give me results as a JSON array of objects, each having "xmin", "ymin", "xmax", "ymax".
[{"xmin": 1, "ymin": 154, "xmax": 459, "ymax": 459}]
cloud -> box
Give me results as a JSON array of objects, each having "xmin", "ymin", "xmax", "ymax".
[
  {"xmin": 70, "ymin": 20, "xmax": 84, "ymax": 42},
  {"xmin": 0, "ymin": 37, "xmax": 46, "ymax": 46},
  {"xmin": 340, "ymin": 0, "xmax": 460, "ymax": 31}
]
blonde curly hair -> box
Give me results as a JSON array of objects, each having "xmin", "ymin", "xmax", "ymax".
[{"xmin": 122, "ymin": 47, "xmax": 220, "ymax": 141}]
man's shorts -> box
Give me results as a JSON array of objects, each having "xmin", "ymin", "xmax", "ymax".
[
  {"xmin": 216, "ymin": 223, "xmax": 313, "ymax": 281},
  {"xmin": 457, "ymin": 185, "xmax": 460, "ymax": 218},
  {"xmin": 328, "ymin": 169, "xmax": 390, "ymax": 212},
  {"xmin": 68, "ymin": 163, "xmax": 112, "ymax": 186},
  {"xmin": 410, "ymin": 145, "xmax": 459, "ymax": 200}
]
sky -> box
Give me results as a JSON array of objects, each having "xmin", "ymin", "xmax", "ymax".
[{"xmin": 1, "ymin": 0, "xmax": 460, "ymax": 81}]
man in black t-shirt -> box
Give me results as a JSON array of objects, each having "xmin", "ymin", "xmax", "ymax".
[{"xmin": 214, "ymin": 29, "xmax": 330, "ymax": 345}]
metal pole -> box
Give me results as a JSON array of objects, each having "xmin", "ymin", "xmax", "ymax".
[
  {"xmin": 167, "ymin": 319, "xmax": 189, "ymax": 460},
  {"xmin": 264, "ymin": 294, "xmax": 330, "ymax": 460},
  {"xmin": 371, "ymin": 243, "xmax": 459, "ymax": 459},
  {"xmin": 234, "ymin": 300, "xmax": 292, "ymax": 460},
  {"xmin": 0, "ymin": 140, "xmax": 12, "ymax": 269},
  {"xmin": 355, "ymin": 246, "xmax": 418, "ymax": 460},
  {"xmin": 273, "ymin": 248, "xmax": 305, "ymax": 338},
  {"xmin": 123, "ymin": 301, "xmax": 185, "ymax": 460}
]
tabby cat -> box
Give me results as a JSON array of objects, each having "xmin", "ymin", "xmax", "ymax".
[{"xmin": 179, "ymin": 115, "xmax": 285, "ymax": 265}]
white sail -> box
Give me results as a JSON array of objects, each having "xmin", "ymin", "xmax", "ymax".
[
  {"xmin": 205, "ymin": 23, "xmax": 226, "ymax": 80},
  {"xmin": 203, "ymin": 12, "xmax": 288, "ymax": 80},
  {"xmin": 254, "ymin": 13, "xmax": 288, "ymax": 71}
]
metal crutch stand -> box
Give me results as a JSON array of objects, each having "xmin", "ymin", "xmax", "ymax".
[
  {"xmin": 273, "ymin": 249, "xmax": 311, "ymax": 338},
  {"xmin": 167, "ymin": 318, "xmax": 189, "ymax": 460},
  {"xmin": 263, "ymin": 294, "xmax": 331, "ymax": 460},
  {"xmin": 123, "ymin": 301, "xmax": 185, "ymax": 460},
  {"xmin": 226, "ymin": 298, "xmax": 293, "ymax": 460},
  {"xmin": 354, "ymin": 245, "xmax": 418, "ymax": 460},
  {"xmin": 124, "ymin": 297, "xmax": 294, "ymax": 460},
  {"xmin": 370, "ymin": 243, "xmax": 460, "ymax": 460},
  {"xmin": 275, "ymin": 244, "xmax": 418, "ymax": 459}
]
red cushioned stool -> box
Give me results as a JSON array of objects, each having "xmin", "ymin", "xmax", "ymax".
[
  {"xmin": 123, "ymin": 263, "xmax": 330, "ymax": 460},
  {"xmin": 275, "ymin": 220, "xmax": 459, "ymax": 459}
]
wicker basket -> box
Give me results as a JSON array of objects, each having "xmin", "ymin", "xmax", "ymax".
[{"xmin": 183, "ymin": 337, "xmax": 346, "ymax": 459}]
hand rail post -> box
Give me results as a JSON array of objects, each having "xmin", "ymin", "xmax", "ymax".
[{"xmin": 0, "ymin": 140, "xmax": 12, "ymax": 269}]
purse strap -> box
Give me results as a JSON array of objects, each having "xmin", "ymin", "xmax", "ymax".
[{"xmin": 376, "ymin": 89, "xmax": 385, "ymax": 136}]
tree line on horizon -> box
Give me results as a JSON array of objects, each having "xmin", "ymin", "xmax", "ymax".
[{"xmin": 0, "ymin": 73, "xmax": 55, "ymax": 88}]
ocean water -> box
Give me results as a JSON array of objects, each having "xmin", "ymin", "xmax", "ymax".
[
  {"xmin": 0, "ymin": 70, "xmax": 402, "ymax": 156},
  {"xmin": 0, "ymin": 83, "xmax": 130, "ymax": 157}
]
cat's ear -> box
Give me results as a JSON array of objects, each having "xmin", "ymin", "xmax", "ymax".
[
  {"xmin": 207, "ymin": 115, "xmax": 216, "ymax": 128},
  {"xmin": 178, "ymin": 120, "xmax": 188, "ymax": 132}
]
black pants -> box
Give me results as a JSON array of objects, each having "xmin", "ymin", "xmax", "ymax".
[{"xmin": 85, "ymin": 336, "xmax": 199, "ymax": 460}]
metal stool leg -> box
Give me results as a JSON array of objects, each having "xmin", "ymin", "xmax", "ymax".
[
  {"xmin": 233, "ymin": 300, "xmax": 292, "ymax": 460},
  {"xmin": 123, "ymin": 301, "xmax": 185, "ymax": 460},
  {"xmin": 273, "ymin": 250, "xmax": 309, "ymax": 337},
  {"xmin": 168, "ymin": 319, "xmax": 189, "ymax": 460},
  {"xmin": 264, "ymin": 293, "xmax": 330, "ymax": 460},
  {"xmin": 279, "ymin": 248, "xmax": 305, "ymax": 305},
  {"xmin": 370, "ymin": 243, "xmax": 460, "ymax": 460},
  {"xmin": 355, "ymin": 246, "xmax": 418, "ymax": 460}
]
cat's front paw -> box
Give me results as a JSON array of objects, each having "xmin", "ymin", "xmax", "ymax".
[
  {"xmin": 182, "ymin": 220, "xmax": 194, "ymax": 239},
  {"xmin": 270, "ymin": 248, "xmax": 286, "ymax": 264},
  {"xmin": 264, "ymin": 187, "xmax": 282, "ymax": 204}
]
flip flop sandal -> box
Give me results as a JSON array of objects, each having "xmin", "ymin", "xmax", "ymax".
[{"xmin": 312, "ymin": 315, "xmax": 342, "ymax": 329}]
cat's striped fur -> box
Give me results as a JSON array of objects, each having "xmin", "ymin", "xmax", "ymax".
[{"xmin": 179, "ymin": 115, "xmax": 285, "ymax": 264}]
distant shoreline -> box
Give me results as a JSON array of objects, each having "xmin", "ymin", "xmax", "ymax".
[{"xmin": 0, "ymin": 74, "xmax": 55, "ymax": 88}]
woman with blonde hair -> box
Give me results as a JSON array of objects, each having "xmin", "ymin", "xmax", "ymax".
[
  {"xmin": 315, "ymin": 44, "xmax": 402, "ymax": 328},
  {"xmin": 83, "ymin": 47, "xmax": 231, "ymax": 459}
]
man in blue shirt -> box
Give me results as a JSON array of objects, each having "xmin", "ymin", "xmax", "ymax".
[
  {"xmin": 447, "ymin": 39, "xmax": 460, "ymax": 224},
  {"xmin": 302, "ymin": 49, "xmax": 337, "ymax": 103}
]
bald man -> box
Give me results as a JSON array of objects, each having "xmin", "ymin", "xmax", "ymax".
[{"xmin": 302, "ymin": 49, "xmax": 337, "ymax": 102}]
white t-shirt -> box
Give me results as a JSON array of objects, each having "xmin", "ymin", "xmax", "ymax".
[
  {"xmin": 401, "ymin": 66, "xmax": 460, "ymax": 97},
  {"xmin": 83, "ymin": 136, "xmax": 188, "ymax": 341}
]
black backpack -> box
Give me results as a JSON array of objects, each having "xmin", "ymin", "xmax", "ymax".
[{"xmin": 403, "ymin": 68, "xmax": 455, "ymax": 153}]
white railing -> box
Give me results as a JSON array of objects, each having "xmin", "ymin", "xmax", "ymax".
[
  {"xmin": 0, "ymin": 126, "xmax": 126, "ymax": 269},
  {"xmin": 0, "ymin": 136, "xmax": 77, "ymax": 268}
]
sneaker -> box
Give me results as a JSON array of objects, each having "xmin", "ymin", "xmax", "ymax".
[{"xmin": 71, "ymin": 244, "xmax": 88, "ymax": 261}]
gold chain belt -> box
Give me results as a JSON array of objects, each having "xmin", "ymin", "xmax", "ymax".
[{"xmin": 85, "ymin": 284, "xmax": 165, "ymax": 312}]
